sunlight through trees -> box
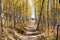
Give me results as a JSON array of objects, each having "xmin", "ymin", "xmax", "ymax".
[{"xmin": 0, "ymin": 0, "xmax": 60, "ymax": 40}]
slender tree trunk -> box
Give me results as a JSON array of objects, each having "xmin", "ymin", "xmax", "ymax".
[
  {"xmin": 47, "ymin": 0, "xmax": 49, "ymax": 36},
  {"xmin": 0, "ymin": 0, "xmax": 1, "ymax": 31},
  {"xmin": 52, "ymin": 0, "xmax": 56, "ymax": 29},
  {"xmin": 36, "ymin": 0, "xmax": 44, "ymax": 30},
  {"xmin": 35, "ymin": 0, "xmax": 37, "ymax": 24},
  {"xmin": 56, "ymin": 0, "xmax": 59, "ymax": 40},
  {"xmin": 1, "ymin": 0, "xmax": 4, "ymax": 33},
  {"xmin": 0, "ymin": 0, "xmax": 1, "ymax": 15},
  {"xmin": 56, "ymin": 25, "xmax": 60, "ymax": 40},
  {"xmin": 26, "ymin": 0, "xmax": 27, "ymax": 25},
  {"xmin": 14, "ymin": 11, "xmax": 16, "ymax": 28}
]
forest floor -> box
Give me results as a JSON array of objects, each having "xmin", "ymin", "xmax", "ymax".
[
  {"xmin": 0, "ymin": 20, "xmax": 60, "ymax": 40},
  {"xmin": 0, "ymin": 20, "xmax": 39, "ymax": 40}
]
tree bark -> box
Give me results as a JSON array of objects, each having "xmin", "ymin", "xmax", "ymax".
[{"xmin": 36, "ymin": 0, "xmax": 44, "ymax": 30}]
